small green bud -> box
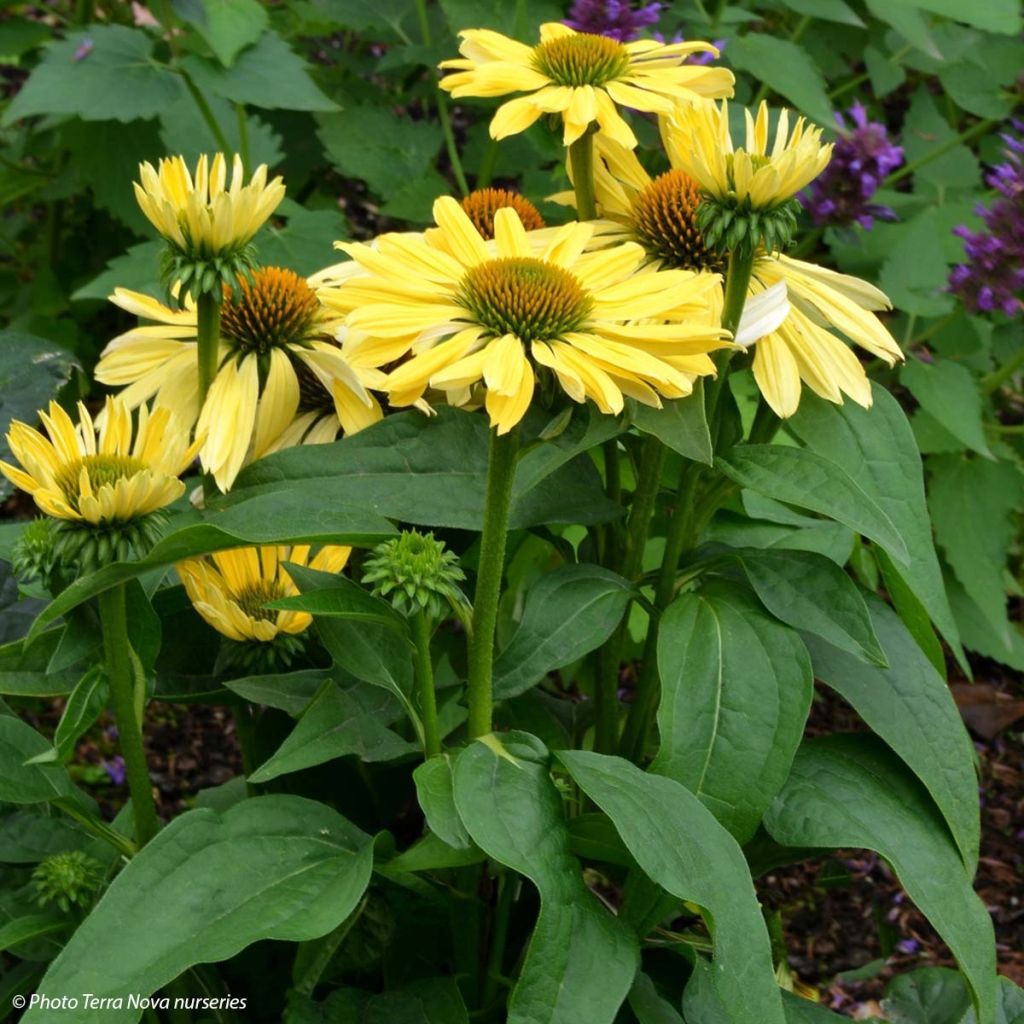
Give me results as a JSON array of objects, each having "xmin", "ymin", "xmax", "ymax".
[
  {"xmin": 31, "ymin": 851, "xmax": 104, "ymax": 914},
  {"xmin": 362, "ymin": 530, "xmax": 467, "ymax": 620},
  {"xmin": 11, "ymin": 518, "xmax": 60, "ymax": 588},
  {"xmin": 696, "ymin": 194, "xmax": 802, "ymax": 257}
]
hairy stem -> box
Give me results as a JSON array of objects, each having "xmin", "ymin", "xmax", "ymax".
[{"xmin": 414, "ymin": 611, "xmax": 441, "ymax": 758}]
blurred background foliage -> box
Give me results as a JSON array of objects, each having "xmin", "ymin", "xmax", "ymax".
[{"xmin": 0, "ymin": 0, "xmax": 1022, "ymax": 669}]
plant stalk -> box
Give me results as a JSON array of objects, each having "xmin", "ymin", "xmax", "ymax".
[
  {"xmin": 413, "ymin": 611, "xmax": 441, "ymax": 758},
  {"xmin": 982, "ymin": 344, "xmax": 1024, "ymax": 394},
  {"xmin": 569, "ymin": 132, "xmax": 598, "ymax": 220},
  {"xmin": 467, "ymin": 427, "xmax": 520, "ymax": 738},
  {"xmin": 98, "ymin": 585, "xmax": 160, "ymax": 846},
  {"xmin": 196, "ymin": 292, "xmax": 221, "ymax": 406}
]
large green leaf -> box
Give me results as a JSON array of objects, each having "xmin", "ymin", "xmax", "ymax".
[
  {"xmin": 906, "ymin": 0, "xmax": 1021, "ymax": 33},
  {"xmin": 24, "ymin": 796, "xmax": 373, "ymax": 1024},
  {"xmin": 0, "ymin": 332, "xmax": 80, "ymax": 499},
  {"xmin": 764, "ymin": 736, "xmax": 996, "ymax": 1024},
  {"xmin": 3, "ymin": 26, "xmax": 184, "ymax": 125},
  {"xmin": 716, "ymin": 445, "xmax": 909, "ymax": 563},
  {"xmin": 26, "ymin": 502, "xmax": 393, "ymax": 644},
  {"xmin": 735, "ymin": 548, "xmax": 885, "ymax": 666},
  {"xmin": 0, "ymin": 812, "xmax": 89, "ymax": 864},
  {"xmin": 653, "ymin": 583, "xmax": 812, "ymax": 842},
  {"xmin": 0, "ymin": 630, "xmax": 81, "ymax": 697},
  {"xmin": 249, "ymin": 680, "xmax": 416, "ymax": 783},
  {"xmin": 181, "ymin": 31, "xmax": 337, "ymax": 111},
  {"xmin": 963, "ymin": 977, "xmax": 1024, "ymax": 1024},
  {"xmin": 631, "ymin": 387, "xmax": 712, "ymax": 465},
  {"xmin": 0, "ymin": 717, "xmax": 75, "ymax": 804},
  {"xmin": 788, "ymin": 385, "xmax": 965, "ymax": 670},
  {"xmin": 176, "ymin": 0, "xmax": 268, "ymax": 66},
  {"xmin": 414, "ymin": 755, "xmax": 475, "ymax": 851},
  {"xmin": 493, "ymin": 564, "xmax": 634, "ymax": 700},
  {"xmin": 226, "ymin": 407, "xmax": 620, "ymax": 530},
  {"xmin": 901, "ymin": 360, "xmax": 992, "ymax": 458},
  {"xmin": 805, "ymin": 596, "xmax": 980, "ymax": 870},
  {"xmin": 453, "ymin": 734, "xmax": 638, "ymax": 1024},
  {"xmin": 558, "ymin": 750, "xmax": 785, "ymax": 1024},
  {"xmin": 882, "ymin": 967, "xmax": 972, "ymax": 1024},
  {"xmin": 928, "ymin": 456, "xmax": 1023, "ymax": 649}
]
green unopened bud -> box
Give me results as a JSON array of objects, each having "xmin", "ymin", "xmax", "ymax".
[
  {"xmin": 362, "ymin": 530, "xmax": 466, "ymax": 620},
  {"xmin": 32, "ymin": 851, "xmax": 104, "ymax": 914},
  {"xmin": 11, "ymin": 518, "xmax": 60, "ymax": 588},
  {"xmin": 217, "ymin": 634, "xmax": 306, "ymax": 676},
  {"xmin": 160, "ymin": 248, "xmax": 258, "ymax": 307},
  {"xmin": 51, "ymin": 509, "xmax": 169, "ymax": 574},
  {"xmin": 696, "ymin": 195, "xmax": 801, "ymax": 257}
]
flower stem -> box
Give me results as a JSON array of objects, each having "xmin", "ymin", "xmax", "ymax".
[
  {"xmin": 884, "ymin": 118, "xmax": 997, "ymax": 187},
  {"xmin": 705, "ymin": 245, "xmax": 755, "ymax": 427},
  {"xmin": 467, "ymin": 427, "xmax": 520, "ymax": 739},
  {"xmin": 982, "ymin": 344, "xmax": 1024, "ymax": 394},
  {"xmin": 196, "ymin": 291, "xmax": 221, "ymax": 406},
  {"xmin": 414, "ymin": 611, "xmax": 441, "ymax": 758},
  {"xmin": 98, "ymin": 584, "xmax": 160, "ymax": 846},
  {"xmin": 569, "ymin": 132, "xmax": 598, "ymax": 220},
  {"xmin": 181, "ymin": 72, "xmax": 231, "ymax": 156}
]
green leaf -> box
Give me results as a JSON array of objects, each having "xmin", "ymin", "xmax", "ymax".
[
  {"xmin": 928, "ymin": 456, "xmax": 1024, "ymax": 649},
  {"xmin": 736, "ymin": 548, "xmax": 886, "ymax": 666},
  {"xmin": 249, "ymin": 680, "xmax": 415, "ymax": 783},
  {"xmin": 876, "ymin": 547, "xmax": 946, "ymax": 675},
  {"xmin": 905, "ymin": 0, "xmax": 1021, "ymax": 33},
  {"xmin": 806, "ymin": 596, "xmax": 979, "ymax": 869},
  {"xmin": 725, "ymin": 35, "xmax": 833, "ymax": 126},
  {"xmin": 901, "ymin": 360, "xmax": 992, "ymax": 458},
  {"xmin": 0, "ymin": 331, "xmax": 80, "ymax": 498},
  {"xmin": 177, "ymin": 0, "xmax": 269, "ymax": 66},
  {"xmin": 181, "ymin": 32, "xmax": 337, "ymax": 112},
  {"xmin": 413, "ymin": 756, "xmax": 474, "ymax": 851},
  {"xmin": 453, "ymin": 734, "xmax": 639, "ymax": 1024},
  {"xmin": 0, "ymin": 915, "xmax": 67, "ymax": 953},
  {"xmin": 24, "ymin": 797, "xmax": 373, "ymax": 1024},
  {"xmin": 557, "ymin": 750, "xmax": 785, "ymax": 1024},
  {"xmin": 882, "ymin": 967, "xmax": 971, "ymax": 1024},
  {"xmin": 381, "ymin": 831, "xmax": 485, "ymax": 874},
  {"xmin": 26, "ymin": 502, "xmax": 394, "ymax": 644},
  {"xmin": 71, "ymin": 240, "xmax": 163, "ymax": 303},
  {"xmin": 0, "ymin": 717, "xmax": 75, "ymax": 804},
  {"xmin": 631, "ymin": 388, "xmax": 712, "ymax": 466},
  {"xmin": 316, "ymin": 105, "xmax": 443, "ymax": 200},
  {"xmin": 493, "ymin": 564, "xmax": 634, "ymax": 700},
  {"xmin": 947, "ymin": 575, "xmax": 1024, "ymax": 672},
  {"xmin": 652, "ymin": 583, "xmax": 812, "ymax": 842},
  {"xmin": 716, "ymin": 445, "xmax": 909, "ymax": 563},
  {"xmin": 788, "ymin": 384, "xmax": 966, "ymax": 672},
  {"xmin": 223, "ymin": 668, "xmax": 329, "ymax": 715},
  {"xmin": 864, "ymin": 0, "xmax": 940, "ymax": 59},
  {"xmin": 962, "ymin": 977, "xmax": 1024, "ymax": 1024},
  {"xmin": 439, "ymin": 0, "xmax": 562, "ymax": 38},
  {"xmin": 878, "ymin": 210, "xmax": 957, "ymax": 318},
  {"xmin": 778, "ymin": 0, "xmax": 864, "ymax": 25},
  {"xmin": 901, "ymin": 89, "xmax": 981, "ymax": 190},
  {"xmin": 764, "ymin": 736, "xmax": 996, "ymax": 1024},
  {"xmin": 255, "ymin": 200, "xmax": 351, "ymax": 278},
  {"xmin": 269, "ymin": 575, "xmax": 409, "ymax": 634},
  {"xmin": 3, "ymin": 26, "xmax": 184, "ymax": 125},
  {"xmin": 363, "ymin": 977, "xmax": 469, "ymax": 1024},
  {"xmin": 226, "ymin": 406, "xmax": 620, "ymax": 531},
  {"xmin": 26, "ymin": 666, "xmax": 109, "ymax": 765},
  {"xmin": 0, "ymin": 812, "xmax": 88, "ymax": 864},
  {"xmin": 629, "ymin": 973, "xmax": 685, "ymax": 1024}
]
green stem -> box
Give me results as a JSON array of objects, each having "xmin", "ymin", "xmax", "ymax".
[
  {"xmin": 54, "ymin": 798, "xmax": 135, "ymax": 859},
  {"xmin": 413, "ymin": 611, "xmax": 441, "ymax": 758},
  {"xmin": 982, "ymin": 345, "xmax": 1024, "ymax": 394},
  {"xmin": 705, "ymin": 246, "xmax": 755, "ymax": 429},
  {"xmin": 467, "ymin": 427, "xmax": 520, "ymax": 738},
  {"xmin": 182, "ymin": 73, "xmax": 232, "ymax": 155},
  {"xmin": 603, "ymin": 438, "xmax": 622, "ymax": 506},
  {"xmin": 477, "ymin": 139, "xmax": 500, "ymax": 189},
  {"xmin": 98, "ymin": 585, "xmax": 160, "ymax": 846},
  {"xmin": 482, "ymin": 873, "xmax": 516, "ymax": 1010},
  {"xmin": 569, "ymin": 132, "xmax": 597, "ymax": 220},
  {"xmin": 438, "ymin": 95, "xmax": 470, "ymax": 197},
  {"xmin": 885, "ymin": 118, "xmax": 997, "ymax": 187},
  {"xmin": 828, "ymin": 45, "xmax": 912, "ymax": 101},
  {"xmin": 196, "ymin": 292, "xmax": 221, "ymax": 406},
  {"xmin": 752, "ymin": 16, "xmax": 809, "ymax": 106}
]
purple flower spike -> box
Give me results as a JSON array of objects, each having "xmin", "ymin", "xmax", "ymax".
[
  {"xmin": 564, "ymin": 0, "xmax": 662, "ymax": 42},
  {"xmin": 949, "ymin": 120, "xmax": 1024, "ymax": 318},
  {"xmin": 102, "ymin": 756, "xmax": 126, "ymax": 786},
  {"xmin": 800, "ymin": 101, "xmax": 904, "ymax": 229}
]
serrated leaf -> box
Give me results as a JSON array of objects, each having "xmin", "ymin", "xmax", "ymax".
[
  {"xmin": 453, "ymin": 734, "xmax": 638, "ymax": 1024},
  {"xmin": 901, "ymin": 88, "xmax": 981, "ymax": 189},
  {"xmin": 764, "ymin": 736, "xmax": 996, "ymax": 1024},
  {"xmin": 653, "ymin": 583, "xmax": 812, "ymax": 842},
  {"xmin": 779, "ymin": 0, "xmax": 864, "ymax": 25},
  {"xmin": 557, "ymin": 750, "xmax": 786, "ymax": 1024},
  {"xmin": 493, "ymin": 564, "xmax": 634, "ymax": 700},
  {"xmin": 805, "ymin": 596, "xmax": 979, "ymax": 869},
  {"xmin": 906, "ymin": 0, "xmax": 1021, "ymax": 34},
  {"xmin": 716, "ymin": 444, "xmax": 909, "ymax": 563},
  {"xmin": 23, "ymin": 797, "xmax": 373, "ymax": 1024},
  {"xmin": 71, "ymin": 240, "xmax": 163, "ymax": 303},
  {"xmin": 901, "ymin": 360, "xmax": 992, "ymax": 458},
  {"xmin": 3, "ymin": 26, "xmax": 184, "ymax": 125},
  {"xmin": 177, "ymin": 0, "xmax": 268, "ymax": 66},
  {"xmin": 255, "ymin": 200, "xmax": 350, "ymax": 278},
  {"xmin": 788, "ymin": 385, "xmax": 966, "ymax": 672}
]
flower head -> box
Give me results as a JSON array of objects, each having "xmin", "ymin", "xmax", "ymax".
[
  {"xmin": 802, "ymin": 102, "xmax": 903, "ymax": 229},
  {"xmin": 0, "ymin": 398, "xmax": 198, "ymax": 525},
  {"xmin": 460, "ymin": 188, "xmax": 546, "ymax": 238},
  {"xmin": 321, "ymin": 197, "xmax": 729, "ymax": 434},
  {"xmin": 949, "ymin": 120, "xmax": 1024, "ymax": 317},
  {"xmin": 439, "ymin": 23, "xmax": 733, "ymax": 148},
  {"xmin": 363, "ymin": 530, "xmax": 467, "ymax": 619},
  {"xmin": 578, "ymin": 135, "xmax": 903, "ymax": 417},
  {"xmin": 178, "ymin": 544, "xmax": 349, "ymax": 643},
  {"xmin": 564, "ymin": 0, "xmax": 662, "ymax": 43},
  {"xmin": 95, "ymin": 267, "xmax": 383, "ymax": 492},
  {"xmin": 32, "ymin": 851, "xmax": 104, "ymax": 913},
  {"xmin": 135, "ymin": 154, "xmax": 284, "ymax": 297}
]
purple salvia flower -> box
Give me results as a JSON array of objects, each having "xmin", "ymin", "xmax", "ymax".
[
  {"xmin": 102, "ymin": 756, "xmax": 126, "ymax": 786},
  {"xmin": 949, "ymin": 119, "xmax": 1024, "ymax": 317},
  {"xmin": 801, "ymin": 101, "xmax": 904, "ymax": 229},
  {"xmin": 564, "ymin": 0, "xmax": 662, "ymax": 42}
]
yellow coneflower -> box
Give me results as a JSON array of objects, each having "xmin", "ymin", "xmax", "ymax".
[
  {"xmin": 95, "ymin": 267, "xmax": 383, "ymax": 492},
  {"xmin": 0, "ymin": 398, "xmax": 198, "ymax": 525},
  {"xmin": 177, "ymin": 544, "xmax": 349, "ymax": 643},
  {"xmin": 665, "ymin": 99, "xmax": 832, "ymax": 211},
  {"xmin": 320, "ymin": 196, "xmax": 730, "ymax": 434},
  {"xmin": 439, "ymin": 23, "xmax": 733, "ymax": 148},
  {"xmin": 134, "ymin": 154, "xmax": 284, "ymax": 262},
  {"xmin": 575, "ymin": 134, "xmax": 903, "ymax": 417}
]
